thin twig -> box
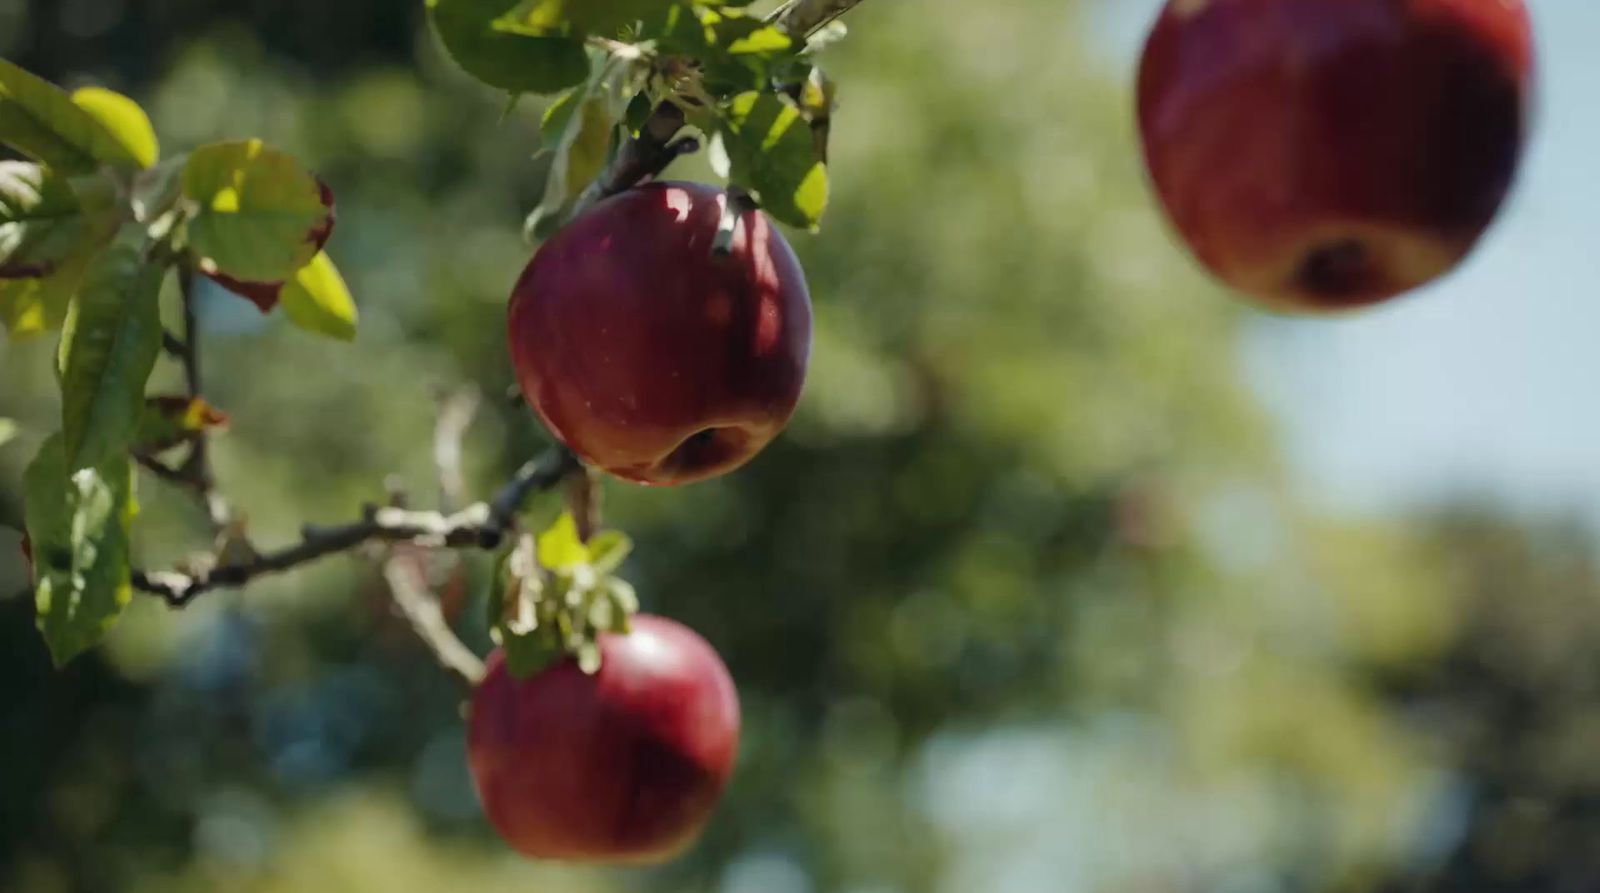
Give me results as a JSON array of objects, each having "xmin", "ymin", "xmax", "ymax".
[
  {"xmin": 153, "ymin": 267, "xmax": 233, "ymax": 532},
  {"xmin": 382, "ymin": 549, "xmax": 486, "ymax": 688},
  {"xmin": 132, "ymin": 447, "xmax": 579, "ymax": 606}
]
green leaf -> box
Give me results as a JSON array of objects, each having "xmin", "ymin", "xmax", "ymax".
[
  {"xmin": 653, "ymin": 5, "xmax": 797, "ymax": 95},
  {"xmin": 0, "ymin": 196, "xmax": 120, "ymax": 342},
  {"xmin": 0, "ymin": 161, "xmax": 85, "ymax": 278},
  {"xmin": 720, "ymin": 90, "xmax": 828, "ymax": 230},
  {"xmin": 585, "ymin": 529, "xmax": 632, "ymax": 575},
  {"xmin": 536, "ymin": 511, "xmax": 590, "ymax": 571},
  {"xmin": 59, "ymin": 228, "xmax": 167, "ymax": 472},
  {"xmin": 0, "ymin": 59, "xmax": 148, "ymax": 174},
  {"xmin": 278, "ymin": 251, "xmax": 357, "ymax": 341},
  {"xmin": 523, "ymin": 50, "xmax": 644, "ymax": 242},
  {"xmin": 69, "ymin": 87, "xmax": 159, "ymax": 170},
  {"xmin": 497, "ymin": 625, "xmax": 565, "ymax": 678},
  {"xmin": 0, "ymin": 418, "xmax": 16, "ymax": 448},
  {"xmin": 589, "ymin": 576, "xmax": 636, "ymax": 634},
  {"xmin": 485, "ymin": 537, "xmax": 520, "ymax": 628},
  {"xmin": 0, "ymin": 253, "xmax": 86, "ymax": 339},
  {"xmin": 24, "ymin": 434, "xmax": 136, "ymax": 667},
  {"xmin": 428, "ymin": 0, "xmax": 590, "ymax": 95},
  {"xmin": 183, "ymin": 140, "xmax": 326, "ymax": 284}
]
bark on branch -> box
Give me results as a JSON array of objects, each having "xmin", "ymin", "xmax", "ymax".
[
  {"xmin": 133, "ymin": 447, "xmax": 578, "ymax": 606},
  {"xmin": 770, "ymin": 0, "xmax": 870, "ymax": 37}
]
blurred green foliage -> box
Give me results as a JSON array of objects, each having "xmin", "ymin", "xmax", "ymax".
[{"xmin": 2, "ymin": 0, "xmax": 1598, "ymax": 891}]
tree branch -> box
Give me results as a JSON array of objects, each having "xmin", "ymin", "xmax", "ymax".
[
  {"xmin": 133, "ymin": 446, "xmax": 579, "ymax": 606},
  {"xmin": 571, "ymin": 101, "xmax": 694, "ymax": 215},
  {"xmin": 770, "ymin": 0, "xmax": 870, "ymax": 37}
]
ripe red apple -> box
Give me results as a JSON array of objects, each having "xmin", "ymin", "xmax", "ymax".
[
  {"xmin": 507, "ymin": 181, "xmax": 811, "ymax": 485},
  {"xmin": 466, "ymin": 614, "xmax": 740, "ymax": 864},
  {"xmin": 207, "ymin": 178, "xmax": 337, "ymax": 311},
  {"xmin": 1137, "ymin": 0, "xmax": 1534, "ymax": 311}
]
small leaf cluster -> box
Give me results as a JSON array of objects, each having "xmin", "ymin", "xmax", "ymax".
[
  {"xmin": 429, "ymin": 0, "xmax": 840, "ymax": 230},
  {"xmin": 489, "ymin": 512, "xmax": 639, "ymax": 678},
  {"xmin": 0, "ymin": 58, "xmax": 354, "ymax": 664}
]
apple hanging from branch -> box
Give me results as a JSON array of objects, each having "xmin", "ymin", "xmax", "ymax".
[
  {"xmin": 508, "ymin": 182, "xmax": 812, "ymax": 485},
  {"xmin": 467, "ymin": 614, "xmax": 741, "ymax": 864},
  {"xmin": 1137, "ymin": 0, "xmax": 1534, "ymax": 311}
]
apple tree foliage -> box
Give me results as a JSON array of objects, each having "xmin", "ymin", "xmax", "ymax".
[
  {"xmin": 0, "ymin": 0, "xmax": 846, "ymax": 672},
  {"xmin": 0, "ymin": 57, "xmax": 354, "ymax": 665}
]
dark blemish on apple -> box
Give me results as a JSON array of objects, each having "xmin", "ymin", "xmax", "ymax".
[
  {"xmin": 660, "ymin": 426, "xmax": 748, "ymax": 479},
  {"xmin": 1294, "ymin": 238, "xmax": 1375, "ymax": 300}
]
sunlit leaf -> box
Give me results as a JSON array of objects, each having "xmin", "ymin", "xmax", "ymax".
[
  {"xmin": 653, "ymin": 5, "xmax": 798, "ymax": 95},
  {"xmin": 0, "ymin": 59, "xmax": 147, "ymax": 173},
  {"xmin": 183, "ymin": 139, "xmax": 326, "ymax": 283},
  {"xmin": 720, "ymin": 90, "xmax": 828, "ymax": 229},
  {"xmin": 536, "ymin": 511, "xmax": 589, "ymax": 571},
  {"xmin": 0, "ymin": 161, "xmax": 85, "ymax": 278},
  {"xmin": 69, "ymin": 86, "xmax": 159, "ymax": 170},
  {"xmin": 278, "ymin": 251, "xmax": 357, "ymax": 341}
]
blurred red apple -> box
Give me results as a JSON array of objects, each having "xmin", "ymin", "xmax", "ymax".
[
  {"xmin": 507, "ymin": 181, "xmax": 811, "ymax": 485},
  {"xmin": 207, "ymin": 178, "xmax": 337, "ymax": 311},
  {"xmin": 1137, "ymin": 0, "xmax": 1534, "ymax": 311},
  {"xmin": 467, "ymin": 614, "xmax": 740, "ymax": 864}
]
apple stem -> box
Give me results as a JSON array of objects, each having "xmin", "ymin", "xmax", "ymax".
[
  {"xmin": 570, "ymin": 102, "xmax": 689, "ymax": 216},
  {"xmin": 712, "ymin": 189, "xmax": 758, "ymax": 257},
  {"xmin": 566, "ymin": 465, "xmax": 602, "ymax": 542}
]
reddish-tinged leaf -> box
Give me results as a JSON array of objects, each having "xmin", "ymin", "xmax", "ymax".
[
  {"xmin": 204, "ymin": 177, "xmax": 336, "ymax": 313},
  {"xmin": 135, "ymin": 395, "xmax": 229, "ymax": 453}
]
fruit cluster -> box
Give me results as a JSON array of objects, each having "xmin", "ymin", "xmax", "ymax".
[{"xmin": 467, "ymin": 0, "xmax": 1536, "ymax": 866}]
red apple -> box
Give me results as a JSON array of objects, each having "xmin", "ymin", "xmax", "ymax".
[
  {"xmin": 1137, "ymin": 0, "xmax": 1534, "ymax": 311},
  {"xmin": 507, "ymin": 181, "xmax": 811, "ymax": 485},
  {"xmin": 207, "ymin": 178, "xmax": 337, "ymax": 312},
  {"xmin": 467, "ymin": 614, "xmax": 740, "ymax": 863}
]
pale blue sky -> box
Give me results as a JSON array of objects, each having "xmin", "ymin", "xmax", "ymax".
[{"xmin": 1095, "ymin": 0, "xmax": 1600, "ymax": 521}]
